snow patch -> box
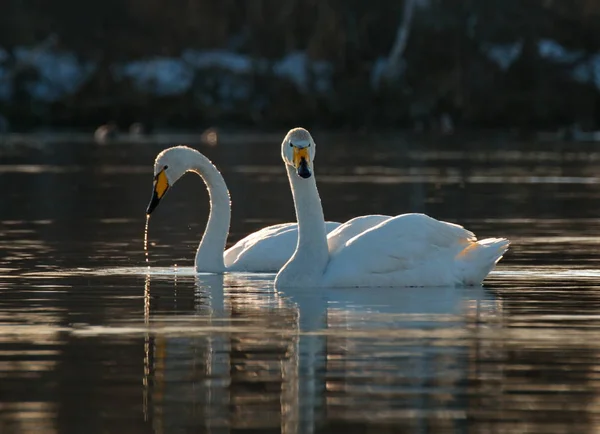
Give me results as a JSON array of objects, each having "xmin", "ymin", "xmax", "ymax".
[
  {"xmin": 114, "ymin": 51, "xmax": 332, "ymax": 98},
  {"xmin": 13, "ymin": 48, "xmax": 94, "ymax": 102},
  {"xmin": 572, "ymin": 55, "xmax": 600, "ymax": 89},
  {"xmin": 113, "ymin": 58, "xmax": 193, "ymax": 96},
  {"xmin": 370, "ymin": 57, "xmax": 389, "ymax": 88},
  {"xmin": 484, "ymin": 42, "xmax": 523, "ymax": 70},
  {"xmin": 182, "ymin": 49, "xmax": 256, "ymax": 73},
  {"xmin": 538, "ymin": 39, "xmax": 582, "ymax": 63},
  {"xmin": 0, "ymin": 46, "xmax": 333, "ymax": 104},
  {"xmin": 183, "ymin": 50, "xmax": 255, "ymax": 106},
  {"xmin": 274, "ymin": 52, "xmax": 332, "ymax": 93},
  {"xmin": 534, "ymin": 39, "xmax": 600, "ymax": 89}
]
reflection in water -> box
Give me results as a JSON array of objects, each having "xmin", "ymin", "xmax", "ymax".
[
  {"xmin": 143, "ymin": 275, "xmax": 150, "ymax": 424},
  {"xmin": 142, "ymin": 274, "xmax": 295, "ymax": 433},
  {"xmin": 121, "ymin": 272, "xmax": 600, "ymax": 433},
  {"xmin": 2, "ymin": 268, "xmax": 600, "ymax": 432},
  {"xmin": 135, "ymin": 274, "xmax": 499, "ymax": 433}
]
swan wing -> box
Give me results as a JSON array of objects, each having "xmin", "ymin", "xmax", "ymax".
[
  {"xmin": 225, "ymin": 221, "xmax": 341, "ymax": 272},
  {"xmin": 322, "ymin": 213, "xmax": 498, "ymax": 287},
  {"xmin": 327, "ymin": 214, "xmax": 391, "ymax": 254}
]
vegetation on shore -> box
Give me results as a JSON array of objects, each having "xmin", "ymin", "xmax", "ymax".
[{"xmin": 1, "ymin": 0, "xmax": 600, "ymax": 132}]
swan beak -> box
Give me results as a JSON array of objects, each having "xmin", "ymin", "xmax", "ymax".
[
  {"xmin": 293, "ymin": 147, "xmax": 311, "ymax": 179},
  {"xmin": 147, "ymin": 169, "xmax": 170, "ymax": 215}
]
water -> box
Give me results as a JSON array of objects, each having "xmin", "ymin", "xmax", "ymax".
[{"xmin": 2, "ymin": 133, "xmax": 600, "ymax": 433}]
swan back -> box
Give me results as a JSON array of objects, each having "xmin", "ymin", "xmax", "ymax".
[
  {"xmin": 327, "ymin": 215, "xmax": 391, "ymax": 255},
  {"xmin": 321, "ymin": 213, "xmax": 506, "ymax": 287}
]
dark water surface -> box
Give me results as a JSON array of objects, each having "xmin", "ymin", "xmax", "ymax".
[{"xmin": 2, "ymin": 133, "xmax": 600, "ymax": 433}]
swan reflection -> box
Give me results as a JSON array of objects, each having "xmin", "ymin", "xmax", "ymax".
[{"xmin": 141, "ymin": 273, "xmax": 499, "ymax": 433}]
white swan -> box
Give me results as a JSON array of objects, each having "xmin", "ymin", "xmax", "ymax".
[
  {"xmin": 274, "ymin": 128, "xmax": 510, "ymax": 288},
  {"xmin": 146, "ymin": 145, "xmax": 342, "ymax": 273}
]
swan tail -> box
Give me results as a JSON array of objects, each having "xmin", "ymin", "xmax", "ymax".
[{"xmin": 456, "ymin": 238, "xmax": 509, "ymax": 285}]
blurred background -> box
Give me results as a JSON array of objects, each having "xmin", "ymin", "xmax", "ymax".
[{"xmin": 1, "ymin": 0, "xmax": 600, "ymax": 134}]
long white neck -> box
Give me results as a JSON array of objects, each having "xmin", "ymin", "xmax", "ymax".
[
  {"xmin": 275, "ymin": 165, "xmax": 329, "ymax": 287},
  {"xmin": 182, "ymin": 152, "xmax": 230, "ymax": 273}
]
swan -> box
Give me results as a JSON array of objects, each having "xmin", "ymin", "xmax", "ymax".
[
  {"xmin": 145, "ymin": 145, "xmax": 342, "ymax": 273},
  {"xmin": 274, "ymin": 128, "xmax": 510, "ymax": 288}
]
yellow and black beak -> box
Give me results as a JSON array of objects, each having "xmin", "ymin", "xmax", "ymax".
[
  {"xmin": 292, "ymin": 146, "xmax": 311, "ymax": 179},
  {"xmin": 146, "ymin": 169, "xmax": 170, "ymax": 215}
]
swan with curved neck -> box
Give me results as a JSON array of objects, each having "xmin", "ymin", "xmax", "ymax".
[
  {"xmin": 274, "ymin": 128, "xmax": 510, "ymax": 288},
  {"xmin": 146, "ymin": 146, "xmax": 341, "ymax": 273}
]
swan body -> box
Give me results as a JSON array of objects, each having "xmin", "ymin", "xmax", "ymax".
[
  {"xmin": 146, "ymin": 145, "xmax": 341, "ymax": 273},
  {"xmin": 274, "ymin": 128, "xmax": 509, "ymax": 288},
  {"xmin": 224, "ymin": 221, "xmax": 341, "ymax": 271}
]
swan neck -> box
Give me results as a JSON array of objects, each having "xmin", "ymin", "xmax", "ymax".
[
  {"xmin": 185, "ymin": 152, "xmax": 230, "ymax": 272},
  {"xmin": 285, "ymin": 165, "xmax": 329, "ymax": 278}
]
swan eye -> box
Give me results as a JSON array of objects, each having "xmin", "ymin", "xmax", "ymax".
[
  {"xmin": 163, "ymin": 165, "xmax": 168, "ymax": 170},
  {"xmin": 289, "ymin": 142, "xmax": 293, "ymax": 147}
]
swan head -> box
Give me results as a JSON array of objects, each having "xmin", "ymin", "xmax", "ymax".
[
  {"xmin": 146, "ymin": 146, "xmax": 192, "ymax": 215},
  {"xmin": 281, "ymin": 127, "xmax": 316, "ymax": 179}
]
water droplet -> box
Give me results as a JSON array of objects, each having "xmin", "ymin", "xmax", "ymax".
[{"xmin": 144, "ymin": 215, "xmax": 150, "ymax": 266}]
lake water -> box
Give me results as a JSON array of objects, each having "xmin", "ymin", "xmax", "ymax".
[{"xmin": 2, "ymin": 132, "xmax": 600, "ymax": 433}]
